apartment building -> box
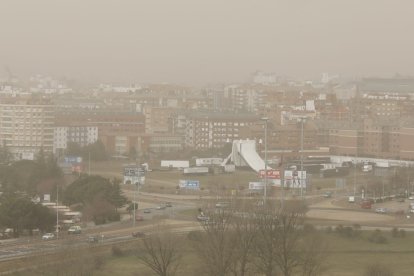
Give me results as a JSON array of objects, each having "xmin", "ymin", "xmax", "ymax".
[
  {"xmin": 183, "ymin": 112, "xmax": 258, "ymax": 149},
  {"xmin": 55, "ymin": 110, "xmax": 145, "ymax": 156},
  {"xmin": 143, "ymin": 106, "xmax": 175, "ymax": 134},
  {"xmin": 241, "ymin": 120, "xmax": 318, "ymax": 157},
  {"xmin": 0, "ymin": 98, "xmax": 54, "ymax": 159},
  {"xmin": 53, "ymin": 125, "xmax": 98, "ymax": 156}
]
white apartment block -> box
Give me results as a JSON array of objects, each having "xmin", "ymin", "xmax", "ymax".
[
  {"xmin": 0, "ymin": 101, "xmax": 54, "ymax": 159},
  {"xmin": 53, "ymin": 126, "xmax": 98, "ymax": 155}
]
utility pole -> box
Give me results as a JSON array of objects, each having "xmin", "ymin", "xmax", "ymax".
[
  {"xmin": 299, "ymin": 117, "xmax": 306, "ymax": 198},
  {"xmin": 88, "ymin": 152, "xmax": 91, "ymax": 175},
  {"xmin": 56, "ymin": 182, "xmax": 59, "ymax": 239},
  {"xmin": 261, "ymin": 117, "xmax": 269, "ymax": 205}
]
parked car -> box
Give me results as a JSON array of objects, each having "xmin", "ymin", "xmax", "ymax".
[
  {"xmin": 323, "ymin": 192, "xmax": 332, "ymax": 198},
  {"xmin": 375, "ymin": 207, "xmax": 387, "ymax": 213},
  {"xmin": 215, "ymin": 202, "xmax": 230, "ymax": 208},
  {"xmin": 197, "ymin": 215, "xmax": 210, "ymax": 222},
  {"xmin": 87, "ymin": 235, "xmax": 99, "ymax": 243},
  {"xmin": 68, "ymin": 225, "xmax": 82, "ymax": 234},
  {"xmin": 143, "ymin": 209, "xmax": 151, "ymax": 213},
  {"xmin": 42, "ymin": 233, "xmax": 55, "ymax": 240},
  {"xmin": 132, "ymin": 231, "xmax": 146, "ymax": 238}
]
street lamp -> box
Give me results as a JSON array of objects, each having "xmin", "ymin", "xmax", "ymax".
[
  {"xmin": 261, "ymin": 117, "xmax": 269, "ymax": 204},
  {"xmin": 56, "ymin": 181, "xmax": 59, "ymax": 239},
  {"xmin": 298, "ymin": 117, "xmax": 306, "ymax": 198},
  {"xmin": 133, "ymin": 180, "xmax": 141, "ymax": 228}
]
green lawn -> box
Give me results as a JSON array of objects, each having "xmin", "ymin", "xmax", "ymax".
[{"xmin": 92, "ymin": 230, "xmax": 414, "ymax": 276}]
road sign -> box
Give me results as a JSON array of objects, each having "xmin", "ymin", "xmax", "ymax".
[
  {"xmin": 179, "ymin": 180, "xmax": 200, "ymax": 190},
  {"xmin": 249, "ymin": 182, "xmax": 264, "ymax": 190},
  {"xmin": 258, "ymin": 170, "xmax": 280, "ymax": 179}
]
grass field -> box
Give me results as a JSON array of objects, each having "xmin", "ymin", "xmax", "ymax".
[
  {"xmin": 88, "ymin": 160, "xmax": 379, "ymax": 197},
  {"xmin": 90, "ymin": 229, "xmax": 414, "ymax": 276}
]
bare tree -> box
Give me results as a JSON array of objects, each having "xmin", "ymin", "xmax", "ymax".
[
  {"xmin": 253, "ymin": 207, "xmax": 282, "ymax": 276},
  {"xmin": 191, "ymin": 208, "xmax": 238, "ymax": 276},
  {"xmin": 299, "ymin": 232, "xmax": 328, "ymax": 276},
  {"xmin": 230, "ymin": 208, "xmax": 259, "ymax": 276},
  {"xmin": 138, "ymin": 229, "xmax": 182, "ymax": 276},
  {"xmin": 364, "ymin": 263, "xmax": 393, "ymax": 276},
  {"xmin": 274, "ymin": 212, "xmax": 302, "ymax": 276}
]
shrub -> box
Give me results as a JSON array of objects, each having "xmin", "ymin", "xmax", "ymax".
[
  {"xmin": 111, "ymin": 245, "xmax": 123, "ymax": 257},
  {"xmin": 187, "ymin": 230, "xmax": 202, "ymax": 241},
  {"xmin": 391, "ymin": 227, "xmax": 406, "ymax": 238},
  {"xmin": 335, "ymin": 224, "xmax": 344, "ymax": 233},
  {"xmin": 325, "ymin": 226, "xmax": 333, "ymax": 233},
  {"xmin": 368, "ymin": 229, "xmax": 387, "ymax": 244},
  {"xmin": 391, "ymin": 227, "xmax": 399, "ymax": 238},
  {"xmin": 364, "ymin": 263, "xmax": 393, "ymax": 276},
  {"xmin": 303, "ymin": 223, "xmax": 316, "ymax": 233}
]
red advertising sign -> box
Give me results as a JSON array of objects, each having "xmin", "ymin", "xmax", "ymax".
[{"xmin": 258, "ymin": 170, "xmax": 280, "ymax": 179}]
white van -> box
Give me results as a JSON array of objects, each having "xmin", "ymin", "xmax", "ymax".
[{"xmin": 67, "ymin": 225, "xmax": 82, "ymax": 234}]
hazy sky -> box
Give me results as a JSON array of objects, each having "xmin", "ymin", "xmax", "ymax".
[{"xmin": 0, "ymin": 0, "xmax": 413, "ymax": 84}]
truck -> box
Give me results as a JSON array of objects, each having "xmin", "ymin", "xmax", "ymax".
[
  {"xmin": 160, "ymin": 160, "xmax": 190, "ymax": 169},
  {"xmin": 362, "ymin": 164, "xmax": 373, "ymax": 172},
  {"xmin": 183, "ymin": 167, "xmax": 209, "ymax": 175},
  {"xmin": 360, "ymin": 200, "xmax": 372, "ymax": 209},
  {"xmin": 224, "ymin": 164, "xmax": 235, "ymax": 173},
  {"xmin": 195, "ymin": 158, "xmax": 223, "ymax": 167}
]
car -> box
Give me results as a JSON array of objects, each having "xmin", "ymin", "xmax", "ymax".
[
  {"xmin": 215, "ymin": 202, "xmax": 230, "ymax": 208},
  {"xmin": 375, "ymin": 208, "xmax": 387, "ymax": 214},
  {"xmin": 165, "ymin": 202, "xmax": 173, "ymax": 207},
  {"xmin": 68, "ymin": 225, "xmax": 82, "ymax": 234},
  {"xmin": 323, "ymin": 192, "xmax": 332, "ymax": 198},
  {"xmin": 197, "ymin": 215, "xmax": 209, "ymax": 222},
  {"xmin": 143, "ymin": 209, "xmax": 151, "ymax": 213},
  {"xmin": 156, "ymin": 205, "xmax": 166, "ymax": 210},
  {"xmin": 132, "ymin": 231, "xmax": 146, "ymax": 238},
  {"xmin": 410, "ymin": 209, "xmax": 414, "ymax": 213},
  {"xmin": 87, "ymin": 235, "xmax": 99, "ymax": 243},
  {"xmin": 135, "ymin": 215, "xmax": 144, "ymax": 221},
  {"xmin": 409, "ymin": 196, "xmax": 414, "ymax": 200},
  {"xmin": 42, "ymin": 233, "xmax": 55, "ymax": 240}
]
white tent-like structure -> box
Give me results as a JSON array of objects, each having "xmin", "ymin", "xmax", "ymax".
[{"xmin": 222, "ymin": 139, "xmax": 272, "ymax": 173}]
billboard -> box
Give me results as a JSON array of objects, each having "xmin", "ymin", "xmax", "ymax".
[
  {"xmin": 64, "ymin": 156, "xmax": 83, "ymax": 164},
  {"xmin": 123, "ymin": 167, "xmax": 145, "ymax": 185},
  {"xmin": 249, "ymin": 182, "xmax": 264, "ymax": 190},
  {"xmin": 62, "ymin": 156, "xmax": 83, "ymax": 174},
  {"xmin": 271, "ymin": 170, "xmax": 307, "ymax": 188},
  {"xmin": 286, "ymin": 170, "xmax": 306, "ymax": 189},
  {"xmin": 258, "ymin": 170, "xmax": 280, "ymax": 179},
  {"xmin": 179, "ymin": 180, "xmax": 200, "ymax": 190}
]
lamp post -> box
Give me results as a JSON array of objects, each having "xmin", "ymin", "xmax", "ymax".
[
  {"xmin": 261, "ymin": 117, "xmax": 269, "ymax": 205},
  {"xmin": 56, "ymin": 181, "xmax": 59, "ymax": 240},
  {"xmin": 132, "ymin": 180, "xmax": 140, "ymax": 227},
  {"xmin": 299, "ymin": 117, "xmax": 306, "ymax": 198}
]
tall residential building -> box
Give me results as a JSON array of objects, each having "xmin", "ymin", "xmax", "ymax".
[
  {"xmin": 183, "ymin": 112, "xmax": 258, "ymax": 149},
  {"xmin": 0, "ymin": 99, "xmax": 54, "ymax": 159},
  {"xmin": 53, "ymin": 126, "xmax": 99, "ymax": 156}
]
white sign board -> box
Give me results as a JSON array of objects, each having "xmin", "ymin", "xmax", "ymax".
[
  {"xmin": 249, "ymin": 182, "xmax": 264, "ymax": 190},
  {"xmin": 44, "ymin": 194, "xmax": 51, "ymax": 202}
]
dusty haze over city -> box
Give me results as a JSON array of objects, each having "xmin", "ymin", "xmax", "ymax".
[{"xmin": 1, "ymin": 0, "xmax": 414, "ymax": 84}]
